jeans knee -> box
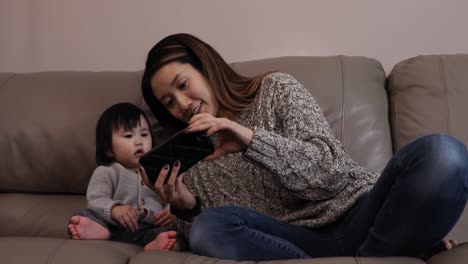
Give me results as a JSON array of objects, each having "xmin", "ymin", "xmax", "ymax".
[
  {"xmin": 415, "ymin": 134, "xmax": 468, "ymax": 173},
  {"xmin": 189, "ymin": 211, "xmax": 215, "ymax": 253},
  {"xmin": 189, "ymin": 206, "xmax": 243, "ymax": 255},
  {"xmin": 410, "ymin": 134, "xmax": 468, "ymax": 200},
  {"xmin": 426, "ymin": 134, "xmax": 467, "ymax": 176}
]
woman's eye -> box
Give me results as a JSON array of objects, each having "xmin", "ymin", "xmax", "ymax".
[
  {"xmin": 165, "ymin": 100, "xmax": 173, "ymax": 107},
  {"xmin": 179, "ymin": 80, "xmax": 187, "ymax": 90}
]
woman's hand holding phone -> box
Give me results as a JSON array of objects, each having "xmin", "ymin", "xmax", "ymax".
[
  {"xmin": 140, "ymin": 164, "xmax": 196, "ymax": 210},
  {"xmin": 185, "ymin": 113, "xmax": 254, "ymax": 161}
]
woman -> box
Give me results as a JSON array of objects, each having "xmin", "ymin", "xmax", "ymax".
[{"xmin": 141, "ymin": 33, "xmax": 467, "ymax": 261}]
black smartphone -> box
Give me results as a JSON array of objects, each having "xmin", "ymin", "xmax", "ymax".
[{"xmin": 139, "ymin": 129, "xmax": 215, "ymax": 184}]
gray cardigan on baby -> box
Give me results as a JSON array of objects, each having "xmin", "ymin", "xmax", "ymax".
[
  {"xmin": 87, "ymin": 162, "xmax": 166, "ymax": 225},
  {"xmin": 183, "ymin": 72, "xmax": 380, "ymax": 228}
]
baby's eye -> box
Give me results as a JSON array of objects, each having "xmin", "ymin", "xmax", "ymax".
[
  {"xmin": 141, "ymin": 133, "xmax": 149, "ymax": 137},
  {"xmin": 123, "ymin": 134, "xmax": 133, "ymax": 138}
]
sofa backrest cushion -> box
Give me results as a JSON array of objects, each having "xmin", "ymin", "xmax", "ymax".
[
  {"xmin": 388, "ymin": 54, "xmax": 468, "ymax": 243},
  {"xmin": 388, "ymin": 54, "xmax": 468, "ymax": 151},
  {"xmin": 0, "ymin": 72, "xmax": 142, "ymax": 194},
  {"xmin": 0, "ymin": 56, "xmax": 392, "ymax": 194},
  {"xmin": 231, "ymin": 56, "xmax": 393, "ymax": 173}
]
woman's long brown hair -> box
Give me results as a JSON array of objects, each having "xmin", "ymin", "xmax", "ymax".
[{"xmin": 142, "ymin": 33, "xmax": 269, "ymax": 130}]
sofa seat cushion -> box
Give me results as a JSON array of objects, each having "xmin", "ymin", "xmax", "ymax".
[
  {"xmin": 428, "ymin": 243, "xmax": 468, "ymax": 264},
  {"xmin": 0, "ymin": 237, "xmax": 141, "ymax": 264},
  {"xmin": 130, "ymin": 250, "xmax": 425, "ymax": 264},
  {"xmin": 0, "ymin": 193, "xmax": 86, "ymax": 237},
  {"xmin": 0, "ymin": 237, "xmax": 429, "ymax": 264}
]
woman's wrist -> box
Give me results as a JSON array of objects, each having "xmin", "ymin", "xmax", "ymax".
[
  {"xmin": 170, "ymin": 196, "xmax": 202, "ymax": 222},
  {"xmin": 182, "ymin": 195, "xmax": 197, "ymax": 210},
  {"xmin": 243, "ymin": 127, "xmax": 254, "ymax": 147},
  {"xmin": 230, "ymin": 119, "xmax": 254, "ymax": 148}
]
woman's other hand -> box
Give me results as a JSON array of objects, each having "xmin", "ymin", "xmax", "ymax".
[
  {"xmin": 140, "ymin": 164, "xmax": 196, "ymax": 210},
  {"xmin": 186, "ymin": 113, "xmax": 254, "ymax": 160},
  {"xmin": 153, "ymin": 208, "xmax": 176, "ymax": 227}
]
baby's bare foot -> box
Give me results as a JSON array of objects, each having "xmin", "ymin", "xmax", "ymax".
[
  {"xmin": 144, "ymin": 231, "xmax": 179, "ymax": 251},
  {"xmin": 68, "ymin": 216, "xmax": 110, "ymax": 240}
]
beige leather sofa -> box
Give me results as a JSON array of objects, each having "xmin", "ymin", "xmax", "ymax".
[{"xmin": 1, "ymin": 55, "xmax": 467, "ymax": 264}]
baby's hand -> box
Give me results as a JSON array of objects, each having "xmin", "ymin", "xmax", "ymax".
[
  {"xmin": 154, "ymin": 208, "xmax": 176, "ymax": 227},
  {"xmin": 111, "ymin": 205, "xmax": 139, "ymax": 231}
]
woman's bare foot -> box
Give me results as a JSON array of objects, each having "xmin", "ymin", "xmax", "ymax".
[
  {"xmin": 68, "ymin": 216, "xmax": 110, "ymax": 240},
  {"xmin": 143, "ymin": 231, "xmax": 179, "ymax": 251},
  {"xmin": 442, "ymin": 239, "xmax": 459, "ymax": 250},
  {"xmin": 422, "ymin": 239, "xmax": 460, "ymax": 260}
]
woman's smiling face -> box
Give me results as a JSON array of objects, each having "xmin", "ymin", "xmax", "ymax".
[{"xmin": 150, "ymin": 62, "xmax": 219, "ymax": 124}]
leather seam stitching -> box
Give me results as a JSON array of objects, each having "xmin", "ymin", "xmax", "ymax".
[
  {"xmin": 439, "ymin": 56, "xmax": 452, "ymax": 135},
  {"xmin": 355, "ymin": 256, "xmax": 361, "ymax": 264},
  {"xmin": 392, "ymin": 62, "xmax": 401, "ymax": 152},
  {"xmin": 45, "ymin": 239, "xmax": 67, "ymax": 264},
  {"xmin": 339, "ymin": 55, "xmax": 345, "ymax": 144},
  {"xmin": 0, "ymin": 73, "xmax": 17, "ymax": 90},
  {"xmin": 179, "ymin": 252, "xmax": 192, "ymax": 264}
]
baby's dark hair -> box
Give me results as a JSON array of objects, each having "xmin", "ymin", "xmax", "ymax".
[{"xmin": 95, "ymin": 102, "xmax": 152, "ymax": 166}]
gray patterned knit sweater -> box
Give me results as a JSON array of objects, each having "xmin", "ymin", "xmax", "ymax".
[{"xmin": 184, "ymin": 72, "xmax": 379, "ymax": 228}]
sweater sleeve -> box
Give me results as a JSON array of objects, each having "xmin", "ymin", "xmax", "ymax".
[
  {"xmin": 86, "ymin": 166, "xmax": 122, "ymax": 225},
  {"xmin": 139, "ymin": 208, "xmax": 156, "ymax": 225},
  {"xmin": 243, "ymin": 73, "xmax": 351, "ymax": 201},
  {"xmin": 170, "ymin": 196, "xmax": 202, "ymax": 222}
]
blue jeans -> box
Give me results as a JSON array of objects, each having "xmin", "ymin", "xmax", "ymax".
[{"xmin": 188, "ymin": 134, "xmax": 468, "ymax": 261}]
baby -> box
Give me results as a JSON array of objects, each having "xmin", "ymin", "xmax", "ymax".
[{"xmin": 68, "ymin": 102, "xmax": 184, "ymax": 251}]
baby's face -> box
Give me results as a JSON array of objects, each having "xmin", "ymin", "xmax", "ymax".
[{"xmin": 108, "ymin": 115, "xmax": 152, "ymax": 170}]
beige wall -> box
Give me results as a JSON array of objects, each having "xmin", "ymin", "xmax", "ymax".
[{"xmin": 1, "ymin": 0, "xmax": 468, "ymax": 73}]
